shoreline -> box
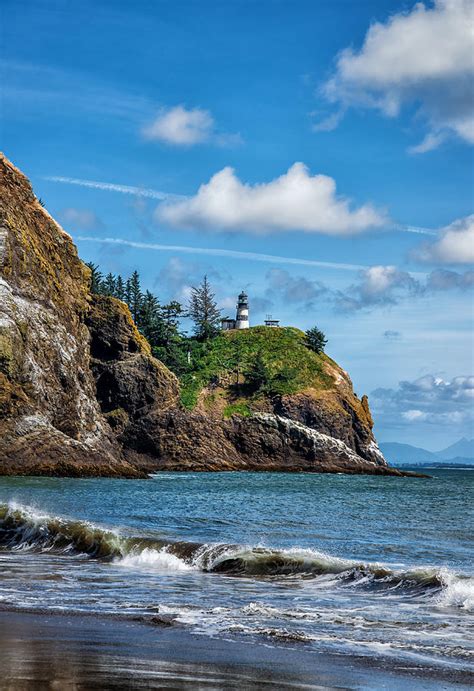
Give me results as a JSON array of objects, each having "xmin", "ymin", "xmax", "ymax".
[
  {"xmin": 0, "ymin": 608, "xmax": 471, "ymax": 690},
  {"xmin": 0, "ymin": 466, "xmax": 431, "ymax": 479}
]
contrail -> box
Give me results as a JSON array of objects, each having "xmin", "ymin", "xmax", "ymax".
[
  {"xmin": 44, "ymin": 176, "xmax": 186, "ymax": 201},
  {"xmin": 393, "ymin": 224, "xmax": 436, "ymax": 236},
  {"xmin": 46, "ymin": 175, "xmax": 437, "ymax": 236},
  {"xmin": 76, "ymin": 236, "xmax": 367, "ymax": 272}
]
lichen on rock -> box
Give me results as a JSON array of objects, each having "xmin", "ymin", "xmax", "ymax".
[{"xmin": 0, "ymin": 153, "xmax": 139, "ymax": 476}]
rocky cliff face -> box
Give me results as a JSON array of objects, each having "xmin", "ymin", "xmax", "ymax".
[
  {"xmin": 0, "ymin": 154, "xmax": 409, "ymax": 477},
  {"xmin": 0, "ymin": 155, "xmax": 141, "ymax": 476}
]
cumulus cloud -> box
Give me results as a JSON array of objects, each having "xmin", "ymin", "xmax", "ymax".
[
  {"xmin": 336, "ymin": 264, "xmax": 474, "ymax": 311},
  {"xmin": 157, "ymin": 163, "xmax": 386, "ymax": 234},
  {"xmin": 60, "ymin": 207, "xmax": 103, "ymax": 230},
  {"xmin": 142, "ymin": 105, "xmax": 241, "ymax": 147},
  {"xmin": 335, "ymin": 265, "xmax": 420, "ymax": 311},
  {"xmin": 371, "ymin": 374, "xmax": 474, "ymax": 430},
  {"xmin": 415, "ymin": 215, "xmax": 474, "ymax": 264},
  {"xmin": 426, "ymin": 268, "xmax": 474, "ymax": 290},
  {"xmin": 256, "ymin": 264, "xmax": 473, "ymax": 314},
  {"xmin": 265, "ymin": 268, "xmax": 327, "ymax": 307},
  {"xmin": 319, "ymin": 0, "xmax": 474, "ymax": 150}
]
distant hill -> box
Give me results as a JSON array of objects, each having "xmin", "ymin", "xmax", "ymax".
[
  {"xmin": 439, "ymin": 457, "xmax": 474, "ymax": 466},
  {"xmin": 435, "ymin": 438, "xmax": 474, "ymax": 460},
  {"xmin": 380, "ymin": 440, "xmax": 474, "ymax": 465},
  {"xmin": 379, "ymin": 442, "xmax": 438, "ymax": 465}
]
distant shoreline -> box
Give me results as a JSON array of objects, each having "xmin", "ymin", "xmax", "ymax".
[{"xmin": 396, "ymin": 463, "xmax": 474, "ymax": 470}]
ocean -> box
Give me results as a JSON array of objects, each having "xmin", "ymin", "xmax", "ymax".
[{"xmin": 0, "ymin": 470, "xmax": 472, "ymax": 681}]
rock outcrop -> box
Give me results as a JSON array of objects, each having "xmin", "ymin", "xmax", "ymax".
[
  {"xmin": 0, "ymin": 154, "xmax": 419, "ymax": 477},
  {"xmin": 85, "ymin": 294, "xmax": 180, "ymax": 446},
  {"xmin": 0, "ymin": 155, "xmax": 141, "ymax": 476}
]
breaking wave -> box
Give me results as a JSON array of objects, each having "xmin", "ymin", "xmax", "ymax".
[{"xmin": 0, "ymin": 503, "xmax": 472, "ymax": 608}]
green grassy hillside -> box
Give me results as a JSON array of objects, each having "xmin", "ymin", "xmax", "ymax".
[{"xmin": 180, "ymin": 326, "xmax": 334, "ymax": 411}]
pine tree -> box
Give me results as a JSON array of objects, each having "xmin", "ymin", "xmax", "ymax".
[
  {"xmin": 304, "ymin": 326, "xmax": 327, "ymax": 354},
  {"xmin": 128, "ymin": 270, "xmax": 143, "ymax": 323},
  {"xmin": 188, "ymin": 276, "xmax": 221, "ymax": 340},
  {"xmin": 103, "ymin": 272, "xmax": 117, "ymax": 297},
  {"xmin": 244, "ymin": 351, "xmax": 270, "ymax": 392},
  {"xmin": 85, "ymin": 262, "xmax": 103, "ymax": 294},
  {"xmin": 139, "ymin": 290, "xmax": 161, "ymax": 341},
  {"xmin": 125, "ymin": 278, "xmax": 133, "ymax": 309},
  {"xmin": 160, "ymin": 301, "xmax": 184, "ymax": 346},
  {"xmin": 115, "ymin": 275, "xmax": 126, "ymax": 301}
]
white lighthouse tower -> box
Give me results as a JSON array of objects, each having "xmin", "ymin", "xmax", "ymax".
[{"xmin": 235, "ymin": 291, "xmax": 249, "ymax": 329}]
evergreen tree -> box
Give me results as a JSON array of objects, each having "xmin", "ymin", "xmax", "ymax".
[
  {"xmin": 160, "ymin": 301, "xmax": 184, "ymax": 346},
  {"xmin": 125, "ymin": 278, "xmax": 133, "ymax": 309},
  {"xmin": 304, "ymin": 326, "xmax": 327, "ymax": 354},
  {"xmin": 83, "ymin": 261, "xmax": 190, "ymax": 377},
  {"xmin": 188, "ymin": 276, "xmax": 221, "ymax": 340},
  {"xmin": 115, "ymin": 275, "xmax": 126, "ymax": 301},
  {"xmin": 139, "ymin": 290, "xmax": 161, "ymax": 341},
  {"xmin": 244, "ymin": 351, "xmax": 270, "ymax": 392},
  {"xmin": 128, "ymin": 270, "xmax": 143, "ymax": 323},
  {"xmin": 103, "ymin": 272, "xmax": 117, "ymax": 297},
  {"xmin": 85, "ymin": 262, "xmax": 103, "ymax": 294}
]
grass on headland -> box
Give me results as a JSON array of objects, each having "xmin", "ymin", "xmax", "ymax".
[{"xmin": 179, "ymin": 326, "xmax": 334, "ymax": 410}]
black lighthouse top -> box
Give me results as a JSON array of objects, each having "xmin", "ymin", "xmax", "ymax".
[{"xmin": 237, "ymin": 291, "xmax": 248, "ymax": 307}]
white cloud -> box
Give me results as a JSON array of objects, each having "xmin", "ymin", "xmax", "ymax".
[
  {"xmin": 157, "ymin": 163, "xmax": 386, "ymax": 234},
  {"xmin": 319, "ymin": 0, "xmax": 474, "ymax": 150},
  {"xmin": 402, "ymin": 409, "xmax": 427, "ymax": 422},
  {"xmin": 408, "ymin": 131, "xmax": 446, "ymax": 155},
  {"xmin": 336, "ymin": 265, "xmax": 420, "ymax": 310},
  {"xmin": 143, "ymin": 106, "xmax": 214, "ymax": 145},
  {"xmin": 335, "ymin": 264, "xmax": 473, "ymax": 311},
  {"xmin": 415, "ymin": 215, "xmax": 474, "ymax": 264},
  {"xmin": 372, "ymin": 374, "xmax": 474, "ymax": 430},
  {"xmin": 60, "ymin": 207, "xmax": 103, "ymax": 230},
  {"xmin": 142, "ymin": 105, "xmax": 241, "ymax": 147}
]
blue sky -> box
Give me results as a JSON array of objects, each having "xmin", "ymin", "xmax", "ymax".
[{"xmin": 1, "ymin": 0, "xmax": 473, "ymax": 449}]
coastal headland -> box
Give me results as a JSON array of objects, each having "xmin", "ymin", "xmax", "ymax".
[{"xmin": 0, "ymin": 154, "xmax": 423, "ymax": 478}]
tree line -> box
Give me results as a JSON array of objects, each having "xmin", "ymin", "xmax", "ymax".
[
  {"xmin": 86, "ymin": 264, "xmax": 223, "ymax": 374},
  {"xmin": 85, "ymin": 262, "xmax": 327, "ymax": 378}
]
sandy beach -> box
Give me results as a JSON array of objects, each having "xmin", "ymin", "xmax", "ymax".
[{"xmin": 0, "ymin": 609, "xmax": 472, "ymax": 690}]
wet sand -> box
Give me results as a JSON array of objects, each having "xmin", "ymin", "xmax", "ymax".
[{"xmin": 0, "ymin": 610, "xmax": 472, "ymax": 690}]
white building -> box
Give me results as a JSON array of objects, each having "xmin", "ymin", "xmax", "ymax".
[
  {"xmin": 221, "ymin": 293, "xmax": 280, "ymax": 330},
  {"xmin": 221, "ymin": 291, "xmax": 250, "ymax": 330}
]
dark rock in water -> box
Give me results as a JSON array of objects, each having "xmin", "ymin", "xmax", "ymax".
[{"xmin": 0, "ymin": 153, "xmax": 420, "ymax": 478}]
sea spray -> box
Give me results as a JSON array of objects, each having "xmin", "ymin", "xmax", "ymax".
[{"xmin": 1, "ymin": 502, "xmax": 472, "ymax": 606}]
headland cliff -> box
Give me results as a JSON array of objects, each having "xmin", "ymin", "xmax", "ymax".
[{"xmin": 0, "ymin": 154, "xmax": 415, "ymax": 477}]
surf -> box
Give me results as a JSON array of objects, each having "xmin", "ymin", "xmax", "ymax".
[{"xmin": 1, "ymin": 502, "xmax": 472, "ymax": 609}]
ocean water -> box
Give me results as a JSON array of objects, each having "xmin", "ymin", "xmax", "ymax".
[{"xmin": 0, "ymin": 470, "xmax": 472, "ymax": 675}]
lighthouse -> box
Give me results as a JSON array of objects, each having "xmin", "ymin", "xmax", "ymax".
[
  {"xmin": 235, "ymin": 291, "xmax": 249, "ymax": 329},
  {"xmin": 220, "ymin": 291, "xmax": 253, "ymax": 330}
]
